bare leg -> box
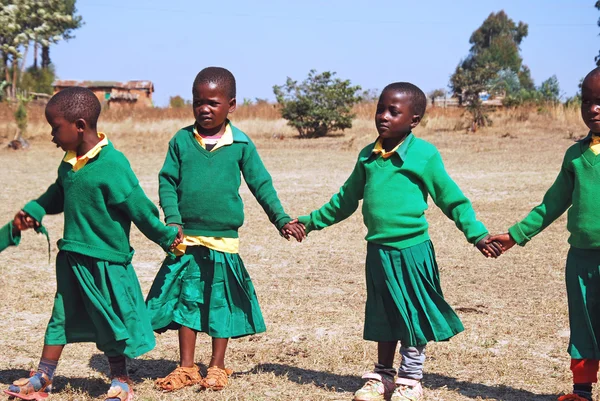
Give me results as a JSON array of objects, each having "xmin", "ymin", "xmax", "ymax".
[
  {"xmin": 377, "ymin": 341, "xmax": 398, "ymax": 367},
  {"xmin": 209, "ymin": 338, "xmax": 229, "ymax": 368},
  {"xmin": 179, "ymin": 326, "xmax": 197, "ymax": 367}
]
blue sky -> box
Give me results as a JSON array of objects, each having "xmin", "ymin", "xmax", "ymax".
[{"xmin": 47, "ymin": 0, "xmax": 597, "ymax": 106}]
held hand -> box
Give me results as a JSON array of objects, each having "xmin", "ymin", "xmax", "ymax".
[
  {"xmin": 486, "ymin": 233, "xmax": 516, "ymax": 253},
  {"xmin": 476, "ymin": 235, "xmax": 503, "ymax": 258},
  {"xmin": 168, "ymin": 223, "xmax": 184, "ymax": 249},
  {"xmin": 281, "ymin": 219, "xmax": 306, "ymax": 242},
  {"xmin": 13, "ymin": 210, "xmax": 38, "ymax": 232}
]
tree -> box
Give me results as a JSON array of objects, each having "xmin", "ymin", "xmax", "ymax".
[
  {"xmin": 428, "ymin": 88, "xmax": 445, "ymax": 107},
  {"xmin": 20, "ymin": 64, "xmax": 56, "ymax": 94},
  {"xmin": 169, "ymin": 95, "xmax": 187, "ymax": 108},
  {"xmin": 0, "ymin": 0, "xmax": 82, "ymax": 99},
  {"xmin": 450, "ymin": 11, "xmax": 529, "ymax": 130},
  {"xmin": 273, "ymin": 70, "xmax": 361, "ymax": 138},
  {"xmin": 539, "ymin": 75, "xmax": 560, "ymax": 103}
]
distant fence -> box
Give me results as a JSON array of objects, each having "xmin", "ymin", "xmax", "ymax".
[{"xmin": 427, "ymin": 97, "xmax": 504, "ymax": 108}]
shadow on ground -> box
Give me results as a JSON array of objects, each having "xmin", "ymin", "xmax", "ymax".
[
  {"xmin": 0, "ymin": 368, "xmax": 108, "ymax": 397},
  {"xmin": 89, "ymin": 354, "xmax": 207, "ymax": 381},
  {"xmin": 236, "ymin": 363, "xmax": 559, "ymax": 400}
]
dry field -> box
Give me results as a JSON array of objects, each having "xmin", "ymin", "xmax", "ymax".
[{"xmin": 0, "ymin": 105, "xmax": 594, "ymax": 400}]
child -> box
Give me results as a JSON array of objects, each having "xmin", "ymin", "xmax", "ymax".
[
  {"xmin": 0, "ymin": 221, "xmax": 21, "ymax": 252},
  {"xmin": 488, "ymin": 67, "xmax": 600, "ymax": 401},
  {"xmin": 146, "ymin": 67, "xmax": 304, "ymax": 392},
  {"xmin": 295, "ymin": 82, "xmax": 501, "ymax": 401},
  {"xmin": 4, "ymin": 87, "xmax": 180, "ymax": 401}
]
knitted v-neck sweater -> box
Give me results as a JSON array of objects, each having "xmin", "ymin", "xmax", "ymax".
[
  {"xmin": 298, "ymin": 133, "xmax": 489, "ymax": 250},
  {"xmin": 158, "ymin": 123, "xmax": 291, "ymax": 237},
  {"xmin": 509, "ymin": 133, "xmax": 600, "ymax": 249},
  {"xmin": 23, "ymin": 141, "xmax": 177, "ymax": 263}
]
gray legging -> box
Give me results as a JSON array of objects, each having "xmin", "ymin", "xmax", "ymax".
[{"xmin": 399, "ymin": 345, "xmax": 426, "ymax": 380}]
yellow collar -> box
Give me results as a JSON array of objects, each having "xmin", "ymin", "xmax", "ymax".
[
  {"xmin": 63, "ymin": 132, "xmax": 108, "ymax": 171},
  {"xmin": 193, "ymin": 122, "xmax": 233, "ymax": 151},
  {"xmin": 372, "ymin": 137, "xmax": 404, "ymax": 159}
]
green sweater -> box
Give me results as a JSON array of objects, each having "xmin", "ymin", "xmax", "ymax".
[
  {"xmin": 509, "ymin": 132, "xmax": 600, "ymax": 249},
  {"xmin": 158, "ymin": 123, "xmax": 291, "ymax": 237},
  {"xmin": 23, "ymin": 141, "xmax": 177, "ymax": 264},
  {"xmin": 298, "ymin": 133, "xmax": 488, "ymax": 250},
  {"xmin": 0, "ymin": 222, "xmax": 20, "ymax": 252}
]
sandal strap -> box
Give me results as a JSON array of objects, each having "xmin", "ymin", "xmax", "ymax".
[
  {"xmin": 155, "ymin": 365, "xmax": 202, "ymax": 391},
  {"xmin": 202, "ymin": 366, "xmax": 232, "ymax": 389},
  {"xmin": 11, "ymin": 371, "xmax": 52, "ymax": 395},
  {"xmin": 105, "ymin": 377, "xmax": 133, "ymax": 401}
]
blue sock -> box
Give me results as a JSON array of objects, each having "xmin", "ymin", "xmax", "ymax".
[{"xmin": 37, "ymin": 357, "xmax": 58, "ymax": 380}]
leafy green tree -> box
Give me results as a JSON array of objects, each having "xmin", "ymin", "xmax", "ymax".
[
  {"xmin": 0, "ymin": 0, "xmax": 82, "ymax": 99},
  {"xmin": 20, "ymin": 64, "xmax": 56, "ymax": 94},
  {"xmin": 539, "ymin": 75, "xmax": 560, "ymax": 103},
  {"xmin": 273, "ymin": 70, "xmax": 361, "ymax": 138},
  {"xmin": 169, "ymin": 95, "xmax": 188, "ymax": 108},
  {"xmin": 428, "ymin": 88, "xmax": 445, "ymax": 107}
]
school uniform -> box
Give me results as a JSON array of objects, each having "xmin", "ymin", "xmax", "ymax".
[
  {"xmin": 23, "ymin": 134, "xmax": 177, "ymax": 358},
  {"xmin": 0, "ymin": 221, "xmax": 20, "ymax": 252},
  {"xmin": 146, "ymin": 122, "xmax": 290, "ymax": 338},
  {"xmin": 509, "ymin": 132, "xmax": 600, "ymax": 361},
  {"xmin": 298, "ymin": 133, "xmax": 489, "ymax": 348}
]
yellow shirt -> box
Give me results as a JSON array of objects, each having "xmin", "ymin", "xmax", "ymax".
[
  {"xmin": 175, "ymin": 122, "xmax": 239, "ymax": 255},
  {"xmin": 63, "ymin": 132, "xmax": 108, "ymax": 171},
  {"xmin": 372, "ymin": 136, "xmax": 405, "ymax": 158},
  {"xmin": 591, "ymin": 134, "xmax": 600, "ymax": 156}
]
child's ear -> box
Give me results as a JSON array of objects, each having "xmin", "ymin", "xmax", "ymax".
[
  {"xmin": 75, "ymin": 118, "xmax": 87, "ymax": 132},
  {"xmin": 228, "ymin": 97, "xmax": 237, "ymax": 113},
  {"xmin": 410, "ymin": 114, "xmax": 422, "ymax": 128}
]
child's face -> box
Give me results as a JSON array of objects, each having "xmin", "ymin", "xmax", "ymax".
[
  {"xmin": 581, "ymin": 73, "xmax": 600, "ymax": 134},
  {"xmin": 375, "ymin": 90, "xmax": 420, "ymax": 139},
  {"xmin": 192, "ymin": 82, "xmax": 236, "ymax": 133},
  {"xmin": 45, "ymin": 106, "xmax": 81, "ymax": 151}
]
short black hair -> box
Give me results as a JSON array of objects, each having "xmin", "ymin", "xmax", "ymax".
[
  {"xmin": 583, "ymin": 67, "xmax": 600, "ymax": 85},
  {"xmin": 381, "ymin": 82, "xmax": 427, "ymax": 118},
  {"xmin": 192, "ymin": 67, "xmax": 236, "ymax": 99},
  {"xmin": 46, "ymin": 87, "xmax": 101, "ymax": 129}
]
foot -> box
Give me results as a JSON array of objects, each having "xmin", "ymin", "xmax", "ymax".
[
  {"xmin": 155, "ymin": 365, "xmax": 203, "ymax": 392},
  {"xmin": 353, "ymin": 372, "xmax": 395, "ymax": 401},
  {"xmin": 104, "ymin": 377, "xmax": 133, "ymax": 401},
  {"xmin": 558, "ymin": 394, "xmax": 592, "ymax": 401},
  {"xmin": 391, "ymin": 378, "xmax": 423, "ymax": 401},
  {"xmin": 200, "ymin": 366, "xmax": 233, "ymax": 391},
  {"xmin": 4, "ymin": 371, "xmax": 52, "ymax": 400}
]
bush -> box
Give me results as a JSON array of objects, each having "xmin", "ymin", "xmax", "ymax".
[
  {"xmin": 19, "ymin": 65, "xmax": 56, "ymax": 95},
  {"xmin": 273, "ymin": 70, "xmax": 361, "ymax": 138},
  {"xmin": 169, "ymin": 95, "xmax": 188, "ymax": 109}
]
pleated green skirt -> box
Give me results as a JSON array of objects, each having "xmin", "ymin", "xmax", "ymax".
[
  {"xmin": 566, "ymin": 247, "xmax": 600, "ymax": 359},
  {"xmin": 146, "ymin": 246, "xmax": 266, "ymax": 338},
  {"xmin": 363, "ymin": 240, "xmax": 464, "ymax": 347},
  {"xmin": 44, "ymin": 251, "xmax": 155, "ymax": 358}
]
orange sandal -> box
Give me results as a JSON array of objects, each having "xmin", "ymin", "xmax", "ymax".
[
  {"xmin": 200, "ymin": 366, "xmax": 233, "ymax": 390},
  {"xmin": 155, "ymin": 365, "xmax": 203, "ymax": 392}
]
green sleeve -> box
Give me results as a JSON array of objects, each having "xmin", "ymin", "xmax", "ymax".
[
  {"xmin": 0, "ymin": 222, "xmax": 21, "ymax": 252},
  {"xmin": 158, "ymin": 142, "xmax": 183, "ymax": 225},
  {"xmin": 423, "ymin": 151, "xmax": 488, "ymax": 244},
  {"xmin": 298, "ymin": 156, "xmax": 365, "ymax": 234},
  {"xmin": 22, "ymin": 177, "xmax": 65, "ymax": 223},
  {"xmin": 240, "ymin": 140, "xmax": 291, "ymax": 231},
  {"xmin": 508, "ymin": 157, "xmax": 573, "ymax": 246},
  {"xmin": 117, "ymin": 185, "xmax": 178, "ymax": 252}
]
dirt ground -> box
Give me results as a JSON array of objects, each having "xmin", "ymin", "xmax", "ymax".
[{"xmin": 0, "ymin": 115, "xmax": 593, "ymax": 400}]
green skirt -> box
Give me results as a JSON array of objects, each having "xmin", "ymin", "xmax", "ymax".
[
  {"xmin": 566, "ymin": 247, "xmax": 600, "ymax": 359},
  {"xmin": 45, "ymin": 251, "xmax": 155, "ymax": 358},
  {"xmin": 363, "ymin": 241, "xmax": 464, "ymax": 346},
  {"xmin": 146, "ymin": 246, "xmax": 266, "ymax": 338}
]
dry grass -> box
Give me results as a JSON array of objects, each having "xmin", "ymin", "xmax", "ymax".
[{"xmin": 0, "ymin": 107, "xmax": 594, "ymax": 400}]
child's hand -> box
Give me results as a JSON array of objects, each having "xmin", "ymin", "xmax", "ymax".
[
  {"xmin": 13, "ymin": 210, "xmax": 38, "ymax": 232},
  {"xmin": 476, "ymin": 235, "xmax": 503, "ymax": 258},
  {"xmin": 168, "ymin": 223, "xmax": 184, "ymax": 249},
  {"xmin": 281, "ymin": 219, "xmax": 306, "ymax": 242},
  {"xmin": 486, "ymin": 233, "xmax": 516, "ymax": 253}
]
